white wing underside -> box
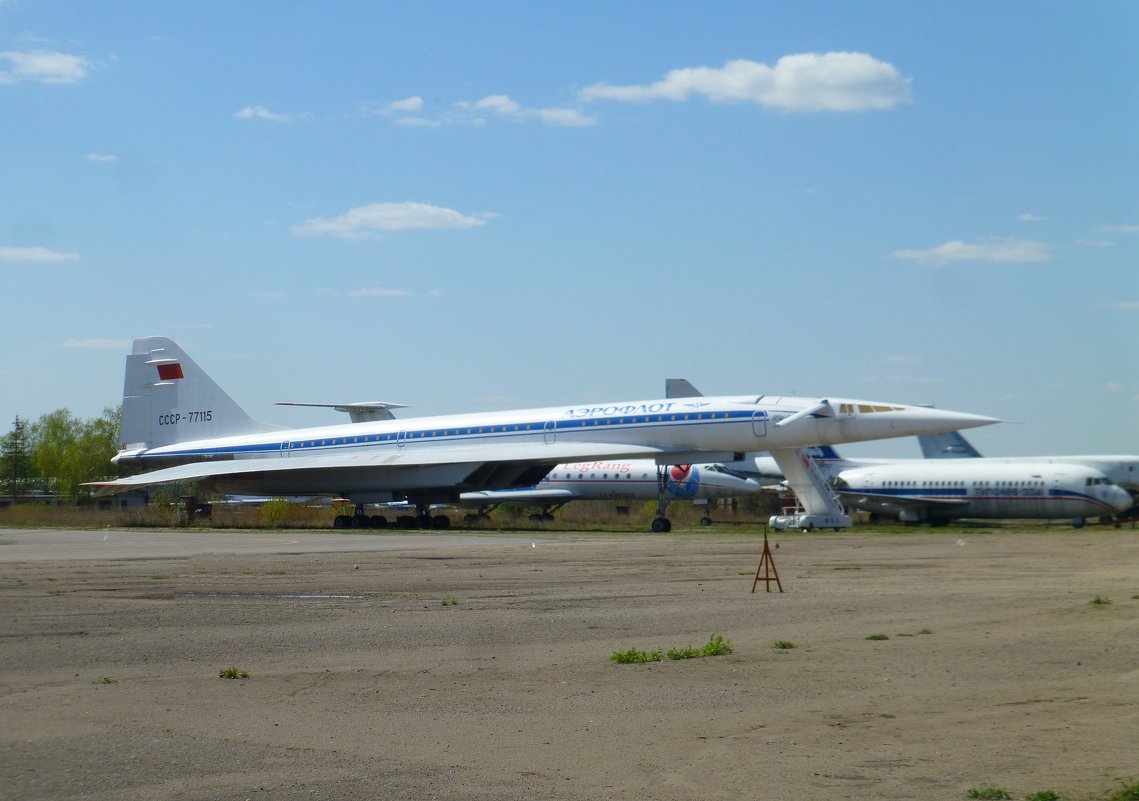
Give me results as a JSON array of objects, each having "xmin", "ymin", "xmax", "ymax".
[{"xmin": 91, "ymin": 441, "xmax": 670, "ymax": 493}]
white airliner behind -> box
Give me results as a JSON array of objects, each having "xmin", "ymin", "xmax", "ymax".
[
  {"xmin": 754, "ymin": 446, "xmax": 1133, "ymax": 527},
  {"xmin": 458, "ymin": 459, "xmax": 759, "ymax": 530},
  {"xmin": 919, "ymin": 431, "xmax": 1139, "ymax": 493},
  {"xmin": 92, "ymin": 337, "xmax": 999, "ymax": 529}
]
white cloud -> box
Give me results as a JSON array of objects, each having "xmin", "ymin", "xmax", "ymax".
[
  {"xmin": 387, "ymin": 96, "xmax": 423, "ymax": 112},
  {"xmin": 85, "ymin": 153, "xmax": 117, "ymax": 163},
  {"xmin": 0, "ymin": 246, "xmax": 79, "ymax": 263},
  {"xmin": 373, "ymin": 93, "xmax": 596, "ymax": 128},
  {"xmin": 579, "ymin": 53, "xmax": 912, "ymax": 112},
  {"xmin": 1096, "ymin": 223, "xmax": 1138, "ymax": 234},
  {"xmin": 61, "ymin": 339, "xmax": 130, "ymax": 350},
  {"xmin": 891, "ymin": 238, "xmax": 1052, "ymax": 266},
  {"xmin": 0, "ymin": 50, "xmax": 89, "ymax": 84},
  {"xmin": 292, "ymin": 202, "xmax": 490, "ymax": 239},
  {"xmin": 350, "ymin": 287, "xmax": 414, "ymax": 297},
  {"xmin": 1017, "ymin": 213, "xmax": 1045, "ymax": 222},
  {"xmin": 462, "ymin": 94, "xmax": 596, "ymax": 127},
  {"xmin": 235, "ymin": 105, "xmax": 294, "ymax": 122},
  {"xmin": 1075, "ymin": 238, "xmax": 1114, "ymax": 248}
]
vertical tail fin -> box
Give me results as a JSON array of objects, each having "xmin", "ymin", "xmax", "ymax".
[
  {"xmin": 120, "ymin": 337, "xmax": 279, "ymax": 449},
  {"xmin": 917, "ymin": 431, "xmax": 983, "ymax": 458}
]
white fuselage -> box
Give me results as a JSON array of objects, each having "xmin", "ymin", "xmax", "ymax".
[
  {"xmin": 465, "ymin": 460, "xmax": 759, "ymax": 504},
  {"xmin": 831, "ymin": 460, "xmax": 1133, "ymax": 522}
]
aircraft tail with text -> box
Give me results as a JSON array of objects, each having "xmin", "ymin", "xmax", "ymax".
[{"xmin": 119, "ymin": 337, "xmax": 280, "ymax": 453}]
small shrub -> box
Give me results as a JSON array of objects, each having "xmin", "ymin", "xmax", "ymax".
[
  {"xmin": 965, "ymin": 786, "xmax": 1011, "ymax": 800},
  {"xmin": 260, "ymin": 498, "xmax": 289, "ymax": 527},
  {"xmin": 440, "ymin": 598, "xmax": 459, "ymax": 606},
  {"xmin": 702, "ymin": 633, "xmax": 733, "ymax": 656},
  {"xmin": 219, "ymin": 667, "xmax": 250, "ymax": 679},
  {"xmin": 1024, "ymin": 791, "xmax": 1062, "ymax": 801},
  {"xmin": 866, "ymin": 634, "xmax": 890, "ymax": 641},
  {"xmin": 1090, "ymin": 595, "xmax": 1112, "ymax": 606},
  {"xmin": 773, "ymin": 640, "xmax": 796, "ymax": 650},
  {"xmin": 91, "ymin": 676, "xmax": 117, "ymax": 685},
  {"xmin": 918, "ymin": 628, "xmax": 933, "ymax": 635},
  {"xmin": 667, "ymin": 645, "xmax": 701, "ymax": 660}
]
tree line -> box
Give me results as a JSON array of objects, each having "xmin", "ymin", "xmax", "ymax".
[{"xmin": 1, "ymin": 408, "xmax": 121, "ymax": 502}]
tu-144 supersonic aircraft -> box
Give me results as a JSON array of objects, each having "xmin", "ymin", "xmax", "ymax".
[{"xmin": 90, "ymin": 337, "xmax": 999, "ymax": 529}]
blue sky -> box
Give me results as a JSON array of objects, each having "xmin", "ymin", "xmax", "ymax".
[{"xmin": 2, "ymin": 1, "xmax": 1136, "ymax": 457}]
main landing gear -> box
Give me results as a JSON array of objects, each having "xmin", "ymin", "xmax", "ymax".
[
  {"xmin": 334, "ymin": 503, "xmax": 450, "ymax": 530},
  {"xmin": 652, "ymin": 465, "xmax": 673, "ymax": 532}
]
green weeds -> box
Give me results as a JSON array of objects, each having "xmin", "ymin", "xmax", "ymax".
[
  {"xmin": 866, "ymin": 634, "xmax": 890, "ymax": 641},
  {"xmin": 772, "ymin": 640, "xmax": 796, "ymax": 650},
  {"xmin": 612, "ymin": 634, "xmax": 733, "ymax": 664},
  {"xmin": 218, "ymin": 667, "xmax": 250, "ymax": 679},
  {"xmin": 965, "ymin": 786, "xmax": 1011, "ymax": 799}
]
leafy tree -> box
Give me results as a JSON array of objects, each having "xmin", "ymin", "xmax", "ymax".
[
  {"xmin": 30, "ymin": 406, "xmax": 121, "ymax": 502},
  {"xmin": 1, "ymin": 416, "xmax": 35, "ymax": 495}
]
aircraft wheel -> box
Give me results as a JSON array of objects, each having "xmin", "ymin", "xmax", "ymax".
[
  {"xmin": 801, "ymin": 523, "xmax": 814, "ymax": 533},
  {"xmin": 432, "ymin": 515, "xmax": 450, "ymax": 530},
  {"xmin": 333, "ymin": 514, "xmax": 352, "ymax": 529},
  {"xmin": 699, "ymin": 516, "xmax": 712, "ymax": 526},
  {"xmin": 1071, "ymin": 518, "xmax": 1086, "ymax": 529},
  {"xmin": 529, "ymin": 513, "xmax": 545, "ymax": 524},
  {"xmin": 463, "ymin": 513, "xmax": 479, "ymax": 526},
  {"xmin": 396, "ymin": 515, "xmax": 417, "ymax": 529},
  {"xmin": 651, "ymin": 517, "xmax": 671, "ymax": 533},
  {"xmin": 541, "ymin": 513, "xmax": 555, "ymax": 522},
  {"xmin": 369, "ymin": 515, "xmax": 387, "ymax": 529}
]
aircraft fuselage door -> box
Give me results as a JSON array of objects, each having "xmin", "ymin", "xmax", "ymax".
[
  {"xmin": 751, "ymin": 411, "xmax": 767, "ymax": 437},
  {"xmin": 544, "ymin": 420, "xmax": 556, "ymax": 444},
  {"xmin": 396, "ymin": 430, "xmax": 407, "ymax": 448}
]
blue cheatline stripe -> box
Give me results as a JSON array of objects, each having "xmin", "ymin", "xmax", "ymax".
[{"xmin": 143, "ymin": 410, "xmax": 770, "ymax": 462}]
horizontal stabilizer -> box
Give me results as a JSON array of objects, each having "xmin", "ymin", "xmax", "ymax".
[{"xmin": 276, "ymin": 401, "xmax": 407, "ymax": 423}]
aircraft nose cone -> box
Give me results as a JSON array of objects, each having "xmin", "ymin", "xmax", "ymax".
[{"xmin": 1108, "ymin": 487, "xmax": 1134, "ymax": 513}]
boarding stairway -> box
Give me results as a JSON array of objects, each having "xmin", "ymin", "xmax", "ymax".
[{"xmin": 767, "ymin": 447, "xmax": 853, "ymax": 532}]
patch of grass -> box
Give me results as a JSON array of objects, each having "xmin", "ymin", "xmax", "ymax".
[
  {"xmin": 91, "ymin": 676, "xmax": 118, "ymax": 685},
  {"xmin": 772, "ymin": 640, "xmax": 796, "ymax": 650},
  {"xmin": 218, "ymin": 667, "xmax": 250, "ymax": 679},
  {"xmin": 1024, "ymin": 791, "xmax": 1062, "ymax": 801},
  {"xmin": 666, "ymin": 645, "xmax": 701, "ymax": 660},
  {"xmin": 613, "ymin": 634, "xmax": 731, "ymax": 664},
  {"xmin": 150, "ymin": 575, "xmax": 171, "ymax": 581},
  {"xmin": 1107, "ymin": 780, "xmax": 1139, "ymax": 801},
  {"xmin": 866, "ymin": 634, "xmax": 890, "ymax": 641},
  {"xmin": 440, "ymin": 598, "xmax": 459, "ymax": 606},
  {"xmin": 918, "ymin": 628, "xmax": 933, "ymax": 635},
  {"xmin": 611, "ymin": 646, "xmax": 662, "ymax": 664},
  {"xmin": 1090, "ymin": 595, "xmax": 1112, "ymax": 606},
  {"xmin": 965, "ymin": 786, "xmax": 1011, "ymax": 800}
]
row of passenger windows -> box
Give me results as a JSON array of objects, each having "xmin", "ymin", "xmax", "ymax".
[
  {"xmin": 883, "ymin": 480, "xmax": 1046, "ymax": 489},
  {"xmin": 286, "ymin": 413, "xmax": 734, "ymax": 449},
  {"xmin": 549, "ymin": 472, "xmax": 647, "ymax": 481}
]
